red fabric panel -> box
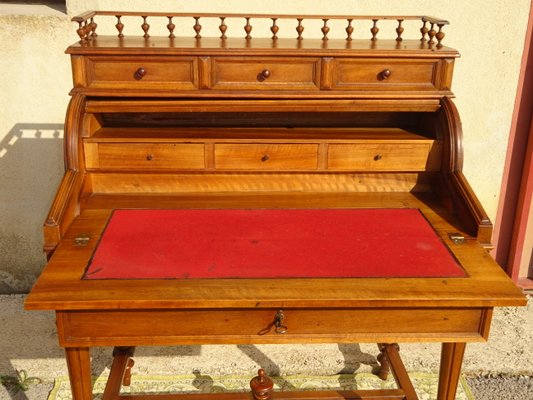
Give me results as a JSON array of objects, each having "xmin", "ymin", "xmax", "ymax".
[{"xmin": 83, "ymin": 209, "xmax": 465, "ymax": 279}]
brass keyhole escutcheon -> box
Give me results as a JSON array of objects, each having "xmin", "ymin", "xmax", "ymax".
[{"xmin": 274, "ymin": 309, "xmax": 287, "ymax": 334}]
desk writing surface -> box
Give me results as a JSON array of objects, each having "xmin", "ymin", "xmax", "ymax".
[
  {"xmin": 84, "ymin": 208, "xmax": 464, "ymax": 280},
  {"xmin": 25, "ymin": 193, "xmax": 526, "ymax": 310}
]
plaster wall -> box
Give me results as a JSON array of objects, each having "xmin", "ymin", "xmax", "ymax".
[{"xmin": 0, "ymin": 0, "xmax": 530, "ymax": 292}]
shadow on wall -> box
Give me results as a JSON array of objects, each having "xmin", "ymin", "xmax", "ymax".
[{"xmin": 0, "ymin": 124, "xmax": 64, "ymax": 294}]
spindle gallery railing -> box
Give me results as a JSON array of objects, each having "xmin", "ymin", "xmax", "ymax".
[{"xmin": 72, "ymin": 11, "xmax": 449, "ymax": 47}]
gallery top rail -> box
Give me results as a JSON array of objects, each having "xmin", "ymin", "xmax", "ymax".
[{"xmin": 72, "ymin": 11, "xmax": 449, "ymax": 47}]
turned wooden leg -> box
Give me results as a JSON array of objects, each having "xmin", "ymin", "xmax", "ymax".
[
  {"xmin": 437, "ymin": 342, "xmax": 466, "ymax": 400},
  {"xmin": 250, "ymin": 369, "xmax": 274, "ymax": 400},
  {"xmin": 65, "ymin": 347, "xmax": 93, "ymax": 400},
  {"xmin": 376, "ymin": 343, "xmax": 391, "ymax": 380},
  {"xmin": 102, "ymin": 347, "xmax": 136, "ymax": 400}
]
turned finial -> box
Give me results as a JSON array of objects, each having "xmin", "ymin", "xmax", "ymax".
[{"xmin": 250, "ymin": 369, "xmax": 273, "ymax": 400}]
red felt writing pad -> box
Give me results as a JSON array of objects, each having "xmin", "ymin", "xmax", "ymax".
[{"xmin": 83, "ymin": 209, "xmax": 465, "ymax": 279}]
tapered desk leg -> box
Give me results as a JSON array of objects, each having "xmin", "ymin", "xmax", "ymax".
[
  {"xmin": 65, "ymin": 347, "xmax": 93, "ymax": 400},
  {"xmin": 437, "ymin": 342, "xmax": 466, "ymax": 400}
]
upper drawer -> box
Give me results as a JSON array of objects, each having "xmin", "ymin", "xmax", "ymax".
[
  {"xmin": 215, "ymin": 143, "xmax": 318, "ymax": 170},
  {"xmin": 327, "ymin": 58, "xmax": 440, "ymax": 91},
  {"xmin": 210, "ymin": 57, "xmax": 321, "ymax": 91},
  {"xmin": 328, "ymin": 143, "xmax": 439, "ymax": 171},
  {"xmin": 84, "ymin": 57, "xmax": 198, "ymax": 90},
  {"xmin": 85, "ymin": 143, "xmax": 205, "ymax": 170}
]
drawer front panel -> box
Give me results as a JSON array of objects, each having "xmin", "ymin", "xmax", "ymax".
[
  {"xmin": 328, "ymin": 143, "xmax": 434, "ymax": 171},
  {"xmin": 211, "ymin": 57, "xmax": 321, "ymax": 90},
  {"xmin": 215, "ymin": 144, "xmax": 318, "ymax": 170},
  {"xmin": 59, "ymin": 307, "xmax": 486, "ymax": 346},
  {"xmin": 330, "ymin": 59, "xmax": 438, "ymax": 91},
  {"xmin": 86, "ymin": 57, "xmax": 198, "ymax": 90},
  {"xmin": 89, "ymin": 143, "xmax": 205, "ymax": 170}
]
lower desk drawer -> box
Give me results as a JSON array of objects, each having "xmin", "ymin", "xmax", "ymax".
[
  {"xmin": 215, "ymin": 144, "xmax": 319, "ymax": 170},
  {"xmin": 328, "ymin": 143, "xmax": 436, "ymax": 171},
  {"xmin": 57, "ymin": 307, "xmax": 488, "ymax": 346},
  {"xmin": 85, "ymin": 143, "xmax": 205, "ymax": 170}
]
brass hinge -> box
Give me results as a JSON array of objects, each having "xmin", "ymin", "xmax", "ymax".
[
  {"xmin": 74, "ymin": 233, "xmax": 90, "ymax": 246},
  {"xmin": 449, "ymin": 233, "xmax": 465, "ymax": 245}
]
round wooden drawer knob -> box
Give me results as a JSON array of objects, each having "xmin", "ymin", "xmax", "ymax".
[
  {"xmin": 379, "ymin": 69, "xmax": 392, "ymax": 80},
  {"xmin": 146, "ymin": 154, "xmax": 153, "ymax": 161},
  {"xmin": 258, "ymin": 69, "xmax": 271, "ymax": 81},
  {"xmin": 374, "ymin": 154, "xmax": 383, "ymax": 161},
  {"xmin": 134, "ymin": 67, "xmax": 146, "ymax": 80},
  {"xmin": 261, "ymin": 154, "xmax": 270, "ymax": 162}
]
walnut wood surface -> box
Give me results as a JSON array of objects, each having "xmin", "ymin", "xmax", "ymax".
[
  {"xmin": 26, "ymin": 193, "xmax": 525, "ymax": 312},
  {"xmin": 26, "ymin": 11, "xmax": 527, "ymax": 400}
]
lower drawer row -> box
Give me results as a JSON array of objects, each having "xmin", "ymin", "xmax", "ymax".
[{"xmin": 84, "ymin": 142, "xmax": 440, "ymax": 171}]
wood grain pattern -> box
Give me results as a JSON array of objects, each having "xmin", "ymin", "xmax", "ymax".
[{"xmin": 26, "ymin": 12, "xmax": 526, "ymax": 400}]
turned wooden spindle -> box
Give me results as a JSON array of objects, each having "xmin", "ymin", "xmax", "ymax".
[
  {"xmin": 89, "ymin": 17, "xmax": 97, "ymax": 37},
  {"xmin": 428, "ymin": 22, "xmax": 436, "ymax": 45},
  {"xmin": 436, "ymin": 23, "xmax": 445, "ymax": 48},
  {"xmin": 115, "ymin": 15, "xmax": 124, "ymax": 38},
  {"xmin": 193, "ymin": 17, "xmax": 202, "ymax": 39},
  {"xmin": 296, "ymin": 18, "xmax": 304, "ymax": 40},
  {"xmin": 83, "ymin": 22, "xmax": 92, "ymax": 40},
  {"xmin": 395, "ymin": 19, "xmax": 404, "ymax": 41},
  {"xmin": 76, "ymin": 21, "xmax": 86, "ymax": 41},
  {"xmin": 370, "ymin": 19, "xmax": 379, "ymax": 40},
  {"xmin": 376, "ymin": 344, "xmax": 391, "ymax": 380},
  {"xmin": 167, "ymin": 16, "xmax": 175, "ymax": 39},
  {"xmin": 420, "ymin": 20, "xmax": 429, "ymax": 41},
  {"xmin": 244, "ymin": 17, "xmax": 252, "ymax": 39},
  {"xmin": 219, "ymin": 17, "xmax": 227, "ymax": 39},
  {"xmin": 141, "ymin": 16, "xmax": 150, "ymax": 39},
  {"xmin": 250, "ymin": 369, "xmax": 273, "ymax": 400},
  {"xmin": 270, "ymin": 18, "xmax": 279, "ymax": 40},
  {"xmin": 346, "ymin": 19, "xmax": 354, "ymax": 41},
  {"xmin": 321, "ymin": 18, "xmax": 330, "ymax": 40}
]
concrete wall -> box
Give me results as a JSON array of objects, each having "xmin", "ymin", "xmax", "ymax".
[{"xmin": 0, "ymin": 0, "xmax": 530, "ymax": 293}]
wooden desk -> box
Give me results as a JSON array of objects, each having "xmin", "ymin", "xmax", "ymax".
[{"xmin": 25, "ymin": 12, "xmax": 526, "ymax": 400}]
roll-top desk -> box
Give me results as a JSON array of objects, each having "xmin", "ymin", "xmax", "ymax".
[{"xmin": 25, "ymin": 12, "xmax": 526, "ymax": 400}]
